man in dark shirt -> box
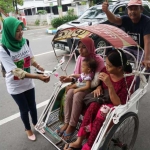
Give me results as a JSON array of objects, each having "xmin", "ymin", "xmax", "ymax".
[{"xmin": 102, "ymin": 0, "xmax": 150, "ymax": 68}]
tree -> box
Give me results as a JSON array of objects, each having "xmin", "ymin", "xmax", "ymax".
[
  {"xmin": 57, "ymin": 0, "xmax": 63, "ymax": 17},
  {"xmin": 0, "ymin": 0, "xmax": 23, "ymax": 13},
  {"xmin": 93, "ymin": 0, "xmax": 103, "ymax": 4}
]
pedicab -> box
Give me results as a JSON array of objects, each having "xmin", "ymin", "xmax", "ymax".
[{"xmin": 35, "ymin": 24, "xmax": 149, "ymax": 150}]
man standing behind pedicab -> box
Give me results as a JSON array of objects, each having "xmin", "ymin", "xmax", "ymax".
[{"xmin": 102, "ymin": 0, "xmax": 150, "ymax": 87}]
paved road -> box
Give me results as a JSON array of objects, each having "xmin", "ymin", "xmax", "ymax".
[{"xmin": 0, "ymin": 28, "xmax": 150, "ymax": 150}]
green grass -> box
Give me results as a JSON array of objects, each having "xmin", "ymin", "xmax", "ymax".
[{"xmin": 49, "ymin": 28, "xmax": 57, "ymax": 30}]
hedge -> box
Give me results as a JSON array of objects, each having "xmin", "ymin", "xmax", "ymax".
[{"xmin": 51, "ymin": 15, "xmax": 78, "ymax": 28}]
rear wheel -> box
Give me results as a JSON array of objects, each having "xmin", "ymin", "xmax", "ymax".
[
  {"xmin": 94, "ymin": 38, "xmax": 109, "ymax": 55},
  {"xmin": 100, "ymin": 112, "xmax": 139, "ymax": 150}
]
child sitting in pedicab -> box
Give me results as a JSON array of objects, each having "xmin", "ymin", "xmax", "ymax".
[{"xmin": 65, "ymin": 58, "xmax": 97, "ymax": 94}]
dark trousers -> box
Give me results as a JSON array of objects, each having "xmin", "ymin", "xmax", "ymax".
[{"xmin": 11, "ymin": 88, "xmax": 37, "ymax": 130}]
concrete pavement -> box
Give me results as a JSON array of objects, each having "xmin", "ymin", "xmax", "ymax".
[{"xmin": 26, "ymin": 25, "xmax": 51, "ymax": 30}]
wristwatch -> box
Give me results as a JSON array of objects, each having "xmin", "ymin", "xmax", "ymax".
[{"xmin": 71, "ymin": 77, "xmax": 76, "ymax": 83}]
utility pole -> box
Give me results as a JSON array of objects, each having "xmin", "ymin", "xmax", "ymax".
[{"xmin": 57, "ymin": 0, "xmax": 63, "ymax": 17}]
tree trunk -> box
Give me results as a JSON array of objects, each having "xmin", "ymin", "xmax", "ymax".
[
  {"xmin": 57, "ymin": 0, "xmax": 63, "ymax": 17},
  {"xmin": 89, "ymin": 0, "xmax": 93, "ymax": 7}
]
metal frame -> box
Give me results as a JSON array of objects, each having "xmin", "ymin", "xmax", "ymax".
[{"xmin": 35, "ymin": 34, "xmax": 150, "ymax": 150}]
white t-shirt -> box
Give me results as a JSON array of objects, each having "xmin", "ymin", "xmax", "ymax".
[{"xmin": 0, "ymin": 42, "xmax": 35, "ymax": 94}]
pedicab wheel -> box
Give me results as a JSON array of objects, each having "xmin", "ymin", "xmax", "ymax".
[{"xmin": 100, "ymin": 112, "xmax": 139, "ymax": 150}]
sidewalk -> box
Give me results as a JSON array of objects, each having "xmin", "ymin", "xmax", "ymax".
[{"xmin": 26, "ymin": 25, "xmax": 52, "ymax": 30}]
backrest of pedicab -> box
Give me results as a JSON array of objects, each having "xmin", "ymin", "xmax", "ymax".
[
  {"xmin": 124, "ymin": 46, "xmax": 145, "ymax": 92},
  {"xmin": 50, "ymin": 85, "xmax": 67, "ymax": 122}
]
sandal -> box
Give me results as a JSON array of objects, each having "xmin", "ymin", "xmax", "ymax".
[
  {"xmin": 62, "ymin": 143, "xmax": 82, "ymax": 150},
  {"xmin": 62, "ymin": 131, "xmax": 74, "ymax": 141},
  {"xmin": 56, "ymin": 127, "xmax": 64, "ymax": 136}
]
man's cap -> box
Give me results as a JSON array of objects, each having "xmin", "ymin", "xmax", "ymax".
[{"xmin": 128, "ymin": 0, "xmax": 142, "ymax": 7}]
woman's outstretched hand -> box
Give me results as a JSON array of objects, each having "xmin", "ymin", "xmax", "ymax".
[
  {"xmin": 38, "ymin": 74, "xmax": 50, "ymax": 83},
  {"xmin": 59, "ymin": 76, "xmax": 71, "ymax": 83},
  {"xmin": 38, "ymin": 66, "xmax": 44, "ymax": 72},
  {"xmin": 36, "ymin": 64, "xmax": 44, "ymax": 72}
]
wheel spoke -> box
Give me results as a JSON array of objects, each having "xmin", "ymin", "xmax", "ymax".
[
  {"xmin": 110, "ymin": 118, "xmax": 134, "ymax": 149},
  {"xmin": 102, "ymin": 113, "xmax": 139, "ymax": 150}
]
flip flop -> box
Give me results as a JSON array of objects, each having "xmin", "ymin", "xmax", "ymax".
[
  {"xmin": 56, "ymin": 127, "xmax": 64, "ymax": 136},
  {"xmin": 63, "ymin": 143, "xmax": 82, "ymax": 150},
  {"xmin": 62, "ymin": 131, "xmax": 74, "ymax": 141}
]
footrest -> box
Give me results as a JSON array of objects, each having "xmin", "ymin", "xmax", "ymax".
[{"xmin": 45, "ymin": 126, "xmax": 62, "ymax": 145}]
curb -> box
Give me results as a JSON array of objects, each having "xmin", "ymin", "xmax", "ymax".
[
  {"xmin": 26, "ymin": 25, "xmax": 49, "ymax": 30},
  {"xmin": 46, "ymin": 29, "xmax": 57, "ymax": 34}
]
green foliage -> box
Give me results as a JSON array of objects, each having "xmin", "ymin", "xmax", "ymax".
[
  {"xmin": 51, "ymin": 9, "xmax": 78, "ymax": 28},
  {"xmin": 51, "ymin": 15, "xmax": 78, "ymax": 28},
  {"xmin": 49, "ymin": 28, "xmax": 56, "ymax": 30},
  {"xmin": 93, "ymin": 0, "xmax": 103, "ymax": 4},
  {"xmin": 81, "ymin": 1, "xmax": 87, "ymax": 5},
  {"xmin": 0, "ymin": 0, "xmax": 23, "ymax": 13},
  {"xmin": 51, "ymin": 17, "xmax": 64, "ymax": 28},
  {"xmin": 42, "ymin": 20, "xmax": 48, "ymax": 25},
  {"xmin": 35, "ymin": 19, "xmax": 40, "ymax": 26},
  {"xmin": 17, "ymin": 0, "xmax": 23, "ymax": 5},
  {"xmin": 37, "ymin": 10, "xmax": 47, "ymax": 15},
  {"xmin": 67, "ymin": 9, "xmax": 74, "ymax": 16}
]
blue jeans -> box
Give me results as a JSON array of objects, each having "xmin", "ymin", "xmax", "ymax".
[{"xmin": 11, "ymin": 88, "xmax": 37, "ymax": 130}]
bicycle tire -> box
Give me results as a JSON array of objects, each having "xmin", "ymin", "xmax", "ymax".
[{"xmin": 100, "ymin": 112, "xmax": 139, "ymax": 150}]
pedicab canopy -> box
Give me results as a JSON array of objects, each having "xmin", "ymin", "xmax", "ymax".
[{"xmin": 53, "ymin": 24, "xmax": 138, "ymax": 48}]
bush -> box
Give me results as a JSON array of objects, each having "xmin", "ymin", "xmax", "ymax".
[
  {"xmin": 51, "ymin": 17, "xmax": 64, "ymax": 28},
  {"xmin": 35, "ymin": 19, "xmax": 40, "ymax": 26},
  {"xmin": 51, "ymin": 14, "xmax": 78, "ymax": 28},
  {"xmin": 42, "ymin": 20, "xmax": 48, "ymax": 25},
  {"xmin": 67, "ymin": 9, "xmax": 74, "ymax": 16},
  {"xmin": 37, "ymin": 10, "xmax": 47, "ymax": 15}
]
